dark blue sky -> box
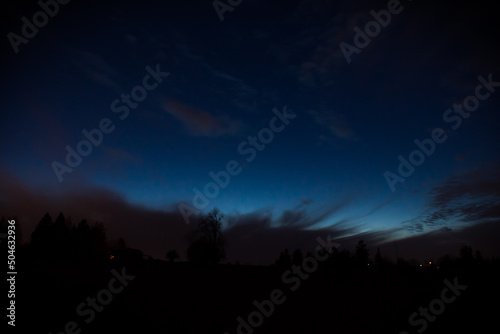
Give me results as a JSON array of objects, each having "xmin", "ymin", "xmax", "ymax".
[{"xmin": 1, "ymin": 0, "xmax": 499, "ymax": 262}]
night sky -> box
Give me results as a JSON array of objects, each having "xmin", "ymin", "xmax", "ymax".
[{"xmin": 1, "ymin": 0, "xmax": 500, "ymax": 264}]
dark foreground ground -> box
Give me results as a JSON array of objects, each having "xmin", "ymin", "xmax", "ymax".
[{"xmin": 9, "ymin": 253, "xmax": 500, "ymax": 334}]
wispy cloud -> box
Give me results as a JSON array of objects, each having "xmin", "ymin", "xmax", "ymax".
[
  {"xmin": 276, "ymin": 199, "xmax": 348, "ymax": 229},
  {"xmin": 308, "ymin": 109, "xmax": 356, "ymax": 140},
  {"xmin": 404, "ymin": 163, "xmax": 500, "ymax": 231},
  {"xmin": 266, "ymin": 0, "xmax": 371, "ymax": 88},
  {"xmin": 2, "ymin": 169, "xmax": 499, "ymax": 264},
  {"xmin": 209, "ymin": 68, "xmax": 259, "ymax": 113},
  {"xmin": 428, "ymin": 164, "xmax": 500, "ymax": 221},
  {"xmin": 71, "ymin": 50, "xmax": 122, "ymax": 92},
  {"xmin": 163, "ymin": 98, "xmax": 241, "ymax": 137}
]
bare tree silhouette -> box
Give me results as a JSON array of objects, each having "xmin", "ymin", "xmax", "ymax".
[
  {"xmin": 355, "ymin": 240, "xmax": 370, "ymax": 267},
  {"xmin": 292, "ymin": 248, "xmax": 303, "ymax": 265},
  {"xmin": 186, "ymin": 208, "xmax": 226, "ymax": 265}
]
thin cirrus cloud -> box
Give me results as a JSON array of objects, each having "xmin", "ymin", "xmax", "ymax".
[
  {"xmin": 426, "ymin": 164, "xmax": 500, "ymax": 223},
  {"xmin": 308, "ymin": 109, "xmax": 356, "ymax": 140},
  {"xmin": 2, "ymin": 167, "xmax": 499, "ymax": 264},
  {"xmin": 163, "ymin": 98, "xmax": 241, "ymax": 137},
  {"xmin": 277, "ymin": 0, "xmax": 370, "ymax": 88},
  {"xmin": 403, "ymin": 163, "xmax": 500, "ymax": 232},
  {"xmin": 71, "ymin": 50, "xmax": 122, "ymax": 93}
]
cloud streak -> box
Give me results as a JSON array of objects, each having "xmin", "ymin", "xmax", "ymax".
[
  {"xmin": 2, "ymin": 168, "xmax": 499, "ymax": 265},
  {"xmin": 404, "ymin": 163, "xmax": 500, "ymax": 231},
  {"xmin": 308, "ymin": 109, "xmax": 356, "ymax": 140},
  {"xmin": 163, "ymin": 99, "xmax": 241, "ymax": 137}
]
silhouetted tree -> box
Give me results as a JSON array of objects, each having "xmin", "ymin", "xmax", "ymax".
[
  {"xmin": 186, "ymin": 208, "xmax": 226, "ymax": 265},
  {"xmin": 31, "ymin": 213, "xmax": 108, "ymax": 262},
  {"xmin": 166, "ymin": 249, "xmax": 180, "ymax": 263},
  {"xmin": 475, "ymin": 250, "xmax": 483, "ymax": 264},
  {"xmin": 74, "ymin": 219, "xmax": 91, "ymax": 259},
  {"xmin": 438, "ymin": 254, "xmax": 454, "ymax": 269},
  {"xmin": 355, "ymin": 240, "xmax": 370, "ymax": 266},
  {"xmin": 109, "ymin": 237, "xmax": 127, "ymax": 252},
  {"xmin": 31, "ymin": 213, "xmax": 61, "ymax": 259},
  {"xmin": 89, "ymin": 222, "xmax": 107, "ymax": 259},
  {"xmin": 459, "ymin": 245, "xmax": 474, "ymax": 267},
  {"xmin": 53, "ymin": 212, "xmax": 71, "ymax": 259},
  {"xmin": 276, "ymin": 248, "xmax": 291, "ymax": 268},
  {"xmin": 375, "ymin": 247, "xmax": 381, "ymax": 261},
  {"xmin": 292, "ymin": 248, "xmax": 303, "ymax": 265},
  {"xmin": 459, "ymin": 245, "xmax": 473, "ymax": 260},
  {"xmin": 374, "ymin": 247, "xmax": 383, "ymax": 268},
  {"xmin": 31, "ymin": 213, "xmax": 53, "ymax": 250}
]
